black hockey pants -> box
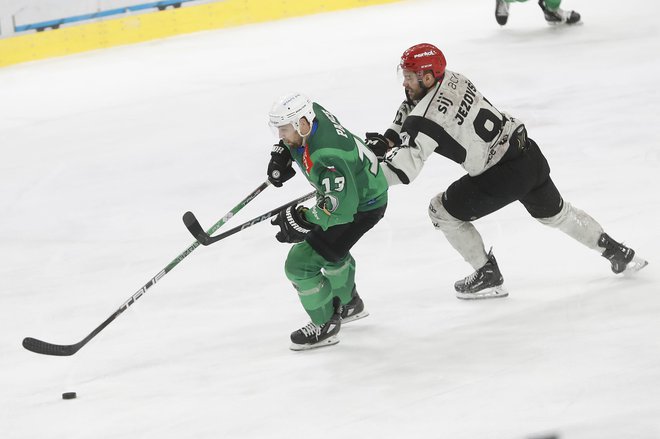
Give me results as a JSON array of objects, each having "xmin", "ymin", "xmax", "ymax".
[
  {"xmin": 306, "ymin": 204, "xmax": 387, "ymax": 263},
  {"xmin": 442, "ymin": 138, "xmax": 563, "ymax": 222}
]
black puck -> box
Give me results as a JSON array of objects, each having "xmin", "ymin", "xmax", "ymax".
[{"xmin": 62, "ymin": 392, "xmax": 77, "ymax": 400}]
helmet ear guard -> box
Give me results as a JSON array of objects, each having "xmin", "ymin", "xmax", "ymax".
[{"xmin": 268, "ymin": 93, "xmax": 316, "ymax": 137}]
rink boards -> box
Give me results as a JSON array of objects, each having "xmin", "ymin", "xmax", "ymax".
[{"xmin": 0, "ymin": 0, "xmax": 398, "ymax": 68}]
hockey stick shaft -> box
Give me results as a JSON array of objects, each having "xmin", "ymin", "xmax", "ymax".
[
  {"xmin": 183, "ymin": 190, "xmax": 316, "ymax": 246},
  {"xmin": 22, "ymin": 181, "xmax": 271, "ymax": 356}
]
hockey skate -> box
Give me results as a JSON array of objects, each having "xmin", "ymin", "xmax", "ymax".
[
  {"xmin": 455, "ymin": 250, "xmax": 508, "ymax": 300},
  {"xmin": 290, "ymin": 313, "xmax": 341, "ymax": 351},
  {"xmin": 495, "ymin": 0, "xmax": 510, "ymax": 26},
  {"xmin": 340, "ymin": 286, "xmax": 370, "ymax": 324},
  {"xmin": 538, "ymin": 0, "xmax": 581, "ymax": 25},
  {"xmin": 598, "ymin": 233, "xmax": 648, "ymax": 275}
]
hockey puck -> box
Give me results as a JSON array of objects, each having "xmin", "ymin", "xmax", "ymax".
[{"xmin": 62, "ymin": 392, "xmax": 77, "ymax": 400}]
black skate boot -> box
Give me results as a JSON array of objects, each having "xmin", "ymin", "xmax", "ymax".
[
  {"xmin": 538, "ymin": 0, "xmax": 581, "ymax": 24},
  {"xmin": 454, "ymin": 250, "xmax": 508, "ymax": 300},
  {"xmin": 339, "ymin": 286, "xmax": 369, "ymax": 324},
  {"xmin": 598, "ymin": 233, "xmax": 648, "ymax": 274},
  {"xmin": 495, "ymin": 0, "xmax": 510, "ymax": 26},
  {"xmin": 290, "ymin": 312, "xmax": 341, "ymax": 351}
]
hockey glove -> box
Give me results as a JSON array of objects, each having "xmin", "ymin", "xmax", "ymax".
[
  {"xmin": 365, "ymin": 132, "xmax": 390, "ymax": 161},
  {"xmin": 271, "ymin": 205, "xmax": 314, "ymax": 243},
  {"xmin": 267, "ymin": 141, "xmax": 296, "ymax": 187}
]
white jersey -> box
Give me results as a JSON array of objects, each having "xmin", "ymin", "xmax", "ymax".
[{"xmin": 381, "ymin": 70, "xmax": 524, "ymax": 184}]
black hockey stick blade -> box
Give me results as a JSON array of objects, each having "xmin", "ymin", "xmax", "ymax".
[
  {"xmin": 183, "ymin": 211, "xmax": 211, "ymax": 245},
  {"xmin": 22, "ymin": 308, "xmax": 119, "ymax": 356},
  {"xmin": 22, "ymin": 182, "xmax": 271, "ymax": 357},
  {"xmin": 22, "ymin": 337, "xmax": 81, "ymax": 356}
]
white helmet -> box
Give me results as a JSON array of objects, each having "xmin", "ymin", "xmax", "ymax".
[{"xmin": 268, "ymin": 93, "xmax": 316, "ymax": 136}]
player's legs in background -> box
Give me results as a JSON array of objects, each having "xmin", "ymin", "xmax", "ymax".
[
  {"xmin": 496, "ymin": 0, "xmax": 581, "ymax": 25},
  {"xmin": 538, "ymin": 0, "xmax": 581, "ymax": 24},
  {"xmin": 496, "ymin": 0, "xmax": 530, "ymax": 26},
  {"xmin": 495, "ymin": 0, "xmax": 511, "ymax": 25}
]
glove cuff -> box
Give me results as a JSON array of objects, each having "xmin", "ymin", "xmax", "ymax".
[
  {"xmin": 287, "ymin": 206, "xmax": 313, "ymax": 233},
  {"xmin": 271, "ymin": 140, "xmax": 292, "ymax": 159},
  {"xmin": 384, "ymin": 129, "xmax": 402, "ymax": 147}
]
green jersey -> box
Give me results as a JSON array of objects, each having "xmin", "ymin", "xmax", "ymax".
[{"xmin": 287, "ymin": 103, "xmax": 388, "ymax": 231}]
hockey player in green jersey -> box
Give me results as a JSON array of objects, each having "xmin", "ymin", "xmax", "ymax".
[
  {"xmin": 495, "ymin": 0, "xmax": 581, "ymax": 26},
  {"xmin": 267, "ymin": 93, "xmax": 388, "ymax": 351}
]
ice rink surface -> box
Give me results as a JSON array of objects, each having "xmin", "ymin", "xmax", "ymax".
[{"xmin": 1, "ymin": 0, "xmax": 659, "ymax": 437}]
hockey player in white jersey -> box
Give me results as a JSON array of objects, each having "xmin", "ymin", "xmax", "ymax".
[{"xmin": 365, "ymin": 43, "xmax": 648, "ymax": 300}]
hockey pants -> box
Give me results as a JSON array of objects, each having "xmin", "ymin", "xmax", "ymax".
[
  {"xmin": 285, "ymin": 242, "xmax": 355, "ymax": 325},
  {"xmin": 284, "ymin": 204, "xmax": 386, "ymax": 325}
]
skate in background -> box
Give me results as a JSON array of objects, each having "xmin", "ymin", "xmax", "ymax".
[{"xmin": 496, "ymin": 0, "xmax": 581, "ymax": 26}]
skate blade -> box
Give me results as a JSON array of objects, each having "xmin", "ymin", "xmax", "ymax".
[
  {"xmin": 547, "ymin": 21, "xmax": 583, "ymax": 26},
  {"xmin": 623, "ymin": 257, "xmax": 649, "ymax": 276},
  {"xmin": 456, "ymin": 285, "xmax": 508, "ymax": 300},
  {"xmin": 289, "ymin": 335, "xmax": 339, "ymax": 351},
  {"xmin": 341, "ymin": 310, "xmax": 369, "ymax": 324}
]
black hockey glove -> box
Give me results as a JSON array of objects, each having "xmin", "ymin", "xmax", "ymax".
[
  {"xmin": 364, "ymin": 132, "xmax": 389, "ymax": 161},
  {"xmin": 267, "ymin": 141, "xmax": 296, "ymax": 187},
  {"xmin": 271, "ymin": 205, "xmax": 314, "ymax": 243}
]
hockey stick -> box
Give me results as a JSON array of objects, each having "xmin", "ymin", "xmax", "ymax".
[
  {"xmin": 183, "ymin": 190, "xmax": 316, "ymax": 246},
  {"xmin": 22, "ymin": 181, "xmax": 271, "ymax": 356}
]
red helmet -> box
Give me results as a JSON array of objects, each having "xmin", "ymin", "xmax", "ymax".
[{"xmin": 399, "ymin": 43, "xmax": 446, "ymax": 79}]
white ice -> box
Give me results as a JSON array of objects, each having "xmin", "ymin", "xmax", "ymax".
[{"xmin": 1, "ymin": 0, "xmax": 659, "ymax": 438}]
